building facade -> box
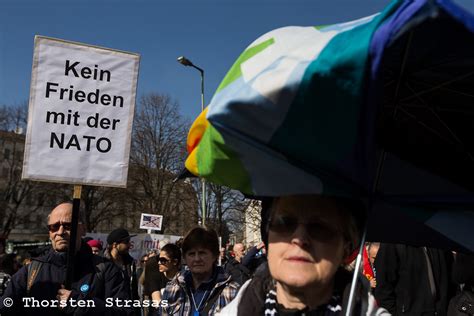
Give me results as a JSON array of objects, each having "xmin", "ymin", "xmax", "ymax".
[{"xmin": 243, "ymin": 200, "xmax": 262, "ymax": 247}]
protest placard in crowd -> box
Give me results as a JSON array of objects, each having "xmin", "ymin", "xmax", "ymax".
[
  {"xmin": 139, "ymin": 213, "xmax": 163, "ymax": 231},
  {"xmin": 22, "ymin": 36, "xmax": 140, "ymax": 187}
]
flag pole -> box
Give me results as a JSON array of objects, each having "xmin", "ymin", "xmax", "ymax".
[
  {"xmin": 65, "ymin": 185, "xmax": 82, "ymax": 289},
  {"xmin": 345, "ymin": 224, "xmax": 367, "ymax": 315}
]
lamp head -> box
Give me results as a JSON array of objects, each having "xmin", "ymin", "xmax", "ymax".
[{"xmin": 177, "ymin": 56, "xmax": 193, "ymax": 67}]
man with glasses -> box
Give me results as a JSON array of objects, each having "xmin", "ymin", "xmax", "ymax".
[
  {"xmin": 0, "ymin": 202, "xmax": 132, "ymax": 316},
  {"xmin": 105, "ymin": 228, "xmax": 139, "ymax": 315}
]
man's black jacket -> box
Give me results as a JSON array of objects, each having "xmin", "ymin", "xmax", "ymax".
[
  {"xmin": 103, "ymin": 250, "xmax": 139, "ymax": 316},
  {"xmin": 0, "ymin": 242, "xmax": 132, "ymax": 316},
  {"xmin": 224, "ymin": 256, "xmax": 251, "ymax": 285},
  {"xmin": 242, "ymin": 246, "xmax": 267, "ymax": 276},
  {"xmin": 374, "ymin": 244, "xmax": 454, "ymax": 316}
]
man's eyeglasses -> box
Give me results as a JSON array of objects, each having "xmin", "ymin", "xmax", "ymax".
[
  {"xmin": 157, "ymin": 257, "xmax": 170, "ymax": 264},
  {"xmin": 268, "ymin": 215, "xmax": 340, "ymax": 242},
  {"xmin": 47, "ymin": 222, "xmax": 72, "ymax": 233}
]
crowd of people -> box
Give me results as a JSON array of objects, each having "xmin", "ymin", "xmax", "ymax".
[{"xmin": 0, "ymin": 200, "xmax": 472, "ymax": 315}]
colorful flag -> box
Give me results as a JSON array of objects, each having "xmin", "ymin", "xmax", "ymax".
[
  {"xmin": 186, "ymin": 2, "xmax": 401, "ymax": 196},
  {"xmin": 184, "ymin": 0, "xmax": 474, "ymax": 253}
]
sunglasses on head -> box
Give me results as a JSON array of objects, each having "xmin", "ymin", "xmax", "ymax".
[
  {"xmin": 47, "ymin": 222, "xmax": 72, "ymax": 233},
  {"xmin": 268, "ymin": 215, "xmax": 340, "ymax": 242},
  {"xmin": 157, "ymin": 257, "xmax": 170, "ymax": 264}
]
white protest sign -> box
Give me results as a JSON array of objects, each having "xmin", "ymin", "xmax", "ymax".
[
  {"xmin": 139, "ymin": 213, "xmax": 163, "ymax": 231},
  {"xmin": 85, "ymin": 233, "xmax": 181, "ymax": 260},
  {"xmin": 22, "ymin": 36, "xmax": 140, "ymax": 187}
]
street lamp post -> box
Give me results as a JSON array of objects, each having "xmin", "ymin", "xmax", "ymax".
[{"xmin": 177, "ymin": 56, "xmax": 207, "ymax": 227}]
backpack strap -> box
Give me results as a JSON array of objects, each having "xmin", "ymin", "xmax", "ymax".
[
  {"xmin": 27, "ymin": 260, "xmax": 43, "ymax": 295},
  {"xmin": 26, "ymin": 257, "xmax": 108, "ymax": 296}
]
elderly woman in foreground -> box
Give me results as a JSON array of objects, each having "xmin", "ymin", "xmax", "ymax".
[{"xmin": 220, "ymin": 194, "xmax": 387, "ymax": 315}]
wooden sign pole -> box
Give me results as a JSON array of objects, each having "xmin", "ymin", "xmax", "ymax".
[{"xmin": 65, "ymin": 185, "xmax": 82, "ymax": 289}]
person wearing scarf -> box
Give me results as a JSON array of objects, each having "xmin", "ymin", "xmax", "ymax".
[{"xmin": 219, "ymin": 195, "xmax": 389, "ymax": 316}]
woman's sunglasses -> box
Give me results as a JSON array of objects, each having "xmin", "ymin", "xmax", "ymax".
[
  {"xmin": 47, "ymin": 222, "xmax": 72, "ymax": 233},
  {"xmin": 157, "ymin": 257, "xmax": 170, "ymax": 264},
  {"xmin": 268, "ymin": 215, "xmax": 340, "ymax": 242}
]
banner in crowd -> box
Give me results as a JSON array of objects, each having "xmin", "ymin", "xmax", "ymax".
[
  {"xmin": 22, "ymin": 36, "xmax": 140, "ymax": 187},
  {"xmin": 85, "ymin": 233, "xmax": 181, "ymax": 260}
]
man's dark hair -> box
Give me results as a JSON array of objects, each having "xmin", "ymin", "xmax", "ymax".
[{"xmin": 182, "ymin": 227, "xmax": 219, "ymax": 256}]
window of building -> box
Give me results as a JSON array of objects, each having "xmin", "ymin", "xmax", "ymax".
[{"xmin": 4, "ymin": 148, "xmax": 10, "ymax": 160}]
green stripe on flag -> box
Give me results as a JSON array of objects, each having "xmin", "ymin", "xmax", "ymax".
[
  {"xmin": 197, "ymin": 124, "xmax": 253, "ymax": 194},
  {"xmin": 216, "ymin": 38, "xmax": 275, "ymax": 94}
]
